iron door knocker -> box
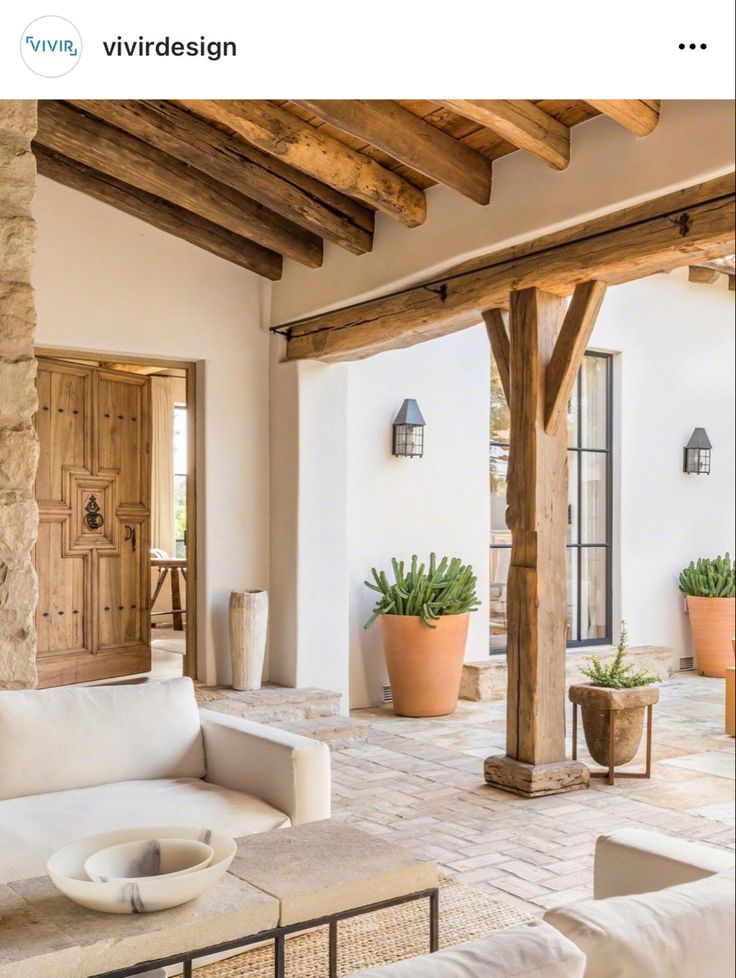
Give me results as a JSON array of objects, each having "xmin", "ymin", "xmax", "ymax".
[{"xmin": 84, "ymin": 494, "xmax": 104, "ymax": 530}]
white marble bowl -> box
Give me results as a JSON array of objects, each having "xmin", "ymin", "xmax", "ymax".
[
  {"xmin": 47, "ymin": 826, "xmax": 237, "ymax": 914},
  {"xmin": 84, "ymin": 837, "xmax": 214, "ymax": 882}
]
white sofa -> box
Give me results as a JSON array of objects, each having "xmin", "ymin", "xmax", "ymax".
[
  {"xmin": 348, "ymin": 829, "xmax": 735, "ymax": 978},
  {"xmin": 0, "ymin": 676, "xmax": 331, "ymax": 885}
]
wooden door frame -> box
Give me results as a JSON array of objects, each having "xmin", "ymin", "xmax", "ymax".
[{"xmin": 34, "ymin": 347, "xmax": 199, "ymax": 681}]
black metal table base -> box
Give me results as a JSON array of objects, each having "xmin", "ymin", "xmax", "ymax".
[{"xmin": 87, "ymin": 888, "xmax": 440, "ymax": 978}]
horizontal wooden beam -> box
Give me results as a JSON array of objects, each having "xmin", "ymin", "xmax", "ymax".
[
  {"xmin": 69, "ymin": 100, "xmax": 373, "ymax": 255},
  {"xmin": 295, "ymin": 100, "xmax": 493, "ymax": 205},
  {"xmin": 688, "ymin": 266, "xmax": 720, "ymax": 284},
  {"xmin": 177, "ymin": 100, "xmax": 427, "ymax": 227},
  {"xmin": 36, "ymin": 101, "xmax": 321, "ymax": 269},
  {"xmin": 34, "ymin": 147, "xmax": 282, "ymax": 279},
  {"xmin": 544, "ymin": 281, "xmax": 607, "ymax": 434},
  {"xmin": 586, "ymin": 100, "xmax": 660, "ymax": 136},
  {"xmin": 284, "ymin": 173, "xmax": 735, "ymax": 361},
  {"xmin": 482, "ymin": 309, "xmax": 510, "ymax": 403},
  {"xmin": 438, "ymin": 100, "xmax": 570, "ymax": 170}
]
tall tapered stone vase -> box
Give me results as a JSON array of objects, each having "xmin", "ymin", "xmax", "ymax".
[{"xmin": 229, "ymin": 590, "xmax": 268, "ymax": 691}]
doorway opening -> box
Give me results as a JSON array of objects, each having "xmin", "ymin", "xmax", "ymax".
[{"xmin": 33, "ymin": 348, "xmax": 197, "ymax": 684}]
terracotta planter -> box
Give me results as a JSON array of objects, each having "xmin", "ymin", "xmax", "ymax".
[
  {"xmin": 569, "ymin": 684, "xmax": 660, "ymax": 767},
  {"xmin": 686, "ymin": 595, "xmax": 736, "ymax": 678},
  {"xmin": 380, "ymin": 613, "xmax": 470, "ymax": 717}
]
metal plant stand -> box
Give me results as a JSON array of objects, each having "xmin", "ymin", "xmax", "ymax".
[
  {"xmin": 87, "ymin": 887, "xmax": 440, "ymax": 978},
  {"xmin": 572, "ymin": 702, "xmax": 654, "ymax": 786}
]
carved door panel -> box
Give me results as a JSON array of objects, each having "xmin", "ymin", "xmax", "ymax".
[{"xmin": 34, "ymin": 359, "xmax": 151, "ymax": 687}]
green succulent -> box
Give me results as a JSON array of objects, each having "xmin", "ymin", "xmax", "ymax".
[
  {"xmin": 580, "ymin": 620, "xmax": 660, "ymax": 689},
  {"xmin": 678, "ymin": 554, "xmax": 735, "ymax": 598},
  {"xmin": 364, "ymin": 553, "xmax": 480, "ymax": 629}
]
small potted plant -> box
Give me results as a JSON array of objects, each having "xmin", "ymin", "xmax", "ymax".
[
  {"xmin": 364, "ymin": 554, "xmax": 480, "ymax": 717},
  {"xmin": 569, "ymin": 621, "xmax": 660, "ymax": 768},
  {"xmin": 679, "ymin": 554, "xmax": 735, "ymax": 677}
]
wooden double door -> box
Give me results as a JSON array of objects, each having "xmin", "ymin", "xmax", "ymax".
[{"xmin": 34, "ymin": 359, "xmax": 152, "ymax": 687}]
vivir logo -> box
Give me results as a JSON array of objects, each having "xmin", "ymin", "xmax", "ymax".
[{"xmin": 20, "ymin": 16, "xmax": 82, "ymax": 77}]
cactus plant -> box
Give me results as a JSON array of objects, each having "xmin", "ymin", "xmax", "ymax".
[
  {"xmin": 364, "ymin": 553, "xmax": 480, "ymax": 629},
  {"xmin": 678, "ymin": 554, "xmax": 735, "ymax": 598},
  {"xmin": 580, "ymin": 620, "xmax": 660, "ymax": 689}
]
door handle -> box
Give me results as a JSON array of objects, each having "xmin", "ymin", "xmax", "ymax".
[
  {"xmin": 84, "ymin": 494, "xmax": 104, "ymax": 530},
  {"xmin": 124, "ymin": 524, "xmax": 137, "ymax": 552}
]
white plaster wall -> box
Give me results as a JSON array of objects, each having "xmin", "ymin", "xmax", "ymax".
[
  {"xmin": 272, "ymin": 100, "xmax": 735, "ymax": 325},
  {"xmin": 347, "ymin": 326, "xmax": 490, "ymax": 708},
  {"xmin": 591, "ymin": 268, "xmax": 735, "ymax": 664},
  {"xmin": 32, "ymin": 176, "xmax": 271, "ymax": 685}
]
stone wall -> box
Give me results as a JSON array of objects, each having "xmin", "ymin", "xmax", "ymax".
[
  {"xmin": 461, "ymin": 646, "xmax": 675, "ymax": 702},
  {"xmin": 0, "ymin": 101, "xmax": 39, "ymax": 689}
]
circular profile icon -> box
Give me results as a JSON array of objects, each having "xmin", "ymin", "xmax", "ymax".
[{"xmin": 20, "ymin": 16, "xmax": 82, "ymax": 77}]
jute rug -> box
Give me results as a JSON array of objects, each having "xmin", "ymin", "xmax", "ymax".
[{"xmin": 198, "ymin": 875, "xmax": 532, "ymax": 977}]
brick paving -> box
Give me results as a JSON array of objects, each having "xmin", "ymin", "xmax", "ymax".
[{"xmin": 336, "ymin": 673, "xmax": 735, "ymax": 916}]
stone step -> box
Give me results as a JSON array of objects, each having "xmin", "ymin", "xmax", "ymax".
[
  {"xmin": 461, "ymin": 645, "xmax": 675, "ymax": 702},
  {"xmin": 195, "ymin": 683, "xmax": 342, "ymax": 722},
  {"xmin": 278, "ymin": 716, "xmax": 372, "ymax": 750}
]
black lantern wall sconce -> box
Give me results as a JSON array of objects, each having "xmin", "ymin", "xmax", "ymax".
[
  {"xmin": 683, "ymin": 428, "xmax": 712, "ymax": 474},
  {"xmin": 392, "ymin": 399, "xmax": 426, "ymax": 458}
]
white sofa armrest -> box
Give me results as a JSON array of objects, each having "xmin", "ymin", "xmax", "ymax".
[
  {"xmin": 199, "ymin": 709, "xmax": 331, "ymax": 826},
  {"xmin": 346, "ymin": 922, "xmax": 585, "ymax": 977},
  {"xmin": 594, "ymin": 829, "xmax": 735, "ymax": 899}
]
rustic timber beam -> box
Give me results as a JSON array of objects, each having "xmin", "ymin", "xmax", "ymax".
[
  {"xmin": 283, "ymin": 173, "xmax": 735, "ymax": 362},
  {"xmin": 69, "ymin": 100, "xmax": 373, "ymax": 255},
  {"xmin": 177, "ymin": 100, "xmax": 427, "ymax": 227},
  {"xmin": 34, "ymin": 146, "xmax": 282, "ymax": 279},
  {"xmin": 36, "ymin": 101, "xmax": 321, "ymax": 268},
  {"xmin": 482, "ymin": 309, "xmax": 511, "ymax": 403},
  {"xmin": 295, "ymin": 100, "xmax": 493, "ymax": 205},
  {"xmin": 438, "ymin": 100, "xmax": 569, "ymax": 170},
  {"xmin": 688, "ymin": 266, "xmax": 720, "ymax": 284},
  {"xmin": 485, "ymin": 287, "xmax": 590, "ymax": 796},
  {"xmin": 586, "ymin": 100, "xmax": 660, "ymax": 136},
  {"xmin": 544, "ymin": 281, "xmax": 607, "ymax": 435}
]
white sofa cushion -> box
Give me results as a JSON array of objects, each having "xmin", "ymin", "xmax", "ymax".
[
  {"xmin": 545, "ymin": 869, "xmax": 735, "ymax": 978},
  {"xmin": 346, "ymin": 921, "xmax": 586, "ymax": 977},
  {"xmin": 594, "ymin": 828, "xmax": 735, "ymax": 898},
  {"xmin": 0, "ymin": 677, "xmax": 205, "ymax": 800},
  {"xmin": 0, "ymin": 776, "xmax": 290, "ymax": 884}
]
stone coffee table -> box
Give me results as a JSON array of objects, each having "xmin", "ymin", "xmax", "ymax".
[{"xmin": 0, "ymin": 821, "xmax": 438, "ymax": 978}]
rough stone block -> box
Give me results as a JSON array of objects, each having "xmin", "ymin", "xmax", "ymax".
[
  {"xmin": 461, "ymin": 646, "xmax": 675, "ymax": 702},
  {"xmin": 484, "ymin": 755, "xmax": 590, "ymax": 797},
  {"xmin": 0, "ymin": 498, "xmax": 38, "ymax": 566},
  {"xmin": 0, "ymin": 360, "xmax": 37, "ymax": 421},
  {"xmin": 230, "ymin": 821, "xmax": 438, "ymax": 926},
  {"xmin": 0, "ymin": 427, "xmax": 39, "ymax": 489},
  {"xmin": 0, "ymin": 218, "xmax": 36, "ymax": 280},
  {"xmin": 0, "ymin": 100, "xmax": 38, "ymax": 141}
]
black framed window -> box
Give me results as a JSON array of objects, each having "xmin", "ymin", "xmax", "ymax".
[{"xmin": 490, "ymin": 351, "xmax": 613, "ymax": 652}]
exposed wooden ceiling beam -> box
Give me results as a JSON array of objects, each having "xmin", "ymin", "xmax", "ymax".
[
  {"xmin": 177, "ymin": 100, "xmax": 427, "ymax": 227},
  {"xmin": 688, "ymin": 253, "xmax": 735, "ymax": 284},
  {"xmin": 69, "ymin": 100, "xmax": 373, "ymax": 256},
  {"xmin": 688, "ymin": 266, "xmax": 720, "ymax": 284},
  {"xmin": 294, "ymin": 100, "xmax": 493, "ymax": 205},
  {"xmin": 36, "ymin": 101, "xmax": 321, "ymax": 269},
  {"xmin": 438, "ymin": 100, "xmax": 570, "ymax": 170},
  {"xmin": 544, "ymin": 281, "xmax": 607, "ymax": 434},
  {"xmin": 34, "ymin": 146, "xmax": 282, "ymax": 279},
  {"xmin": 585, "ymin": 100, "xmax": 660, "ymax": 136},
  {"xmin": 482, "ymin": 310, "xmax": 510, "ymax": 403},
  {"xmin": 283, "ymin": 173, "xmax": 735, "ymax": 361}
]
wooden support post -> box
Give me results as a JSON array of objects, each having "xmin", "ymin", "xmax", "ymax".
[{"xmin": 484, "ymin": 288, "xmax": 590, "ymax": 797}]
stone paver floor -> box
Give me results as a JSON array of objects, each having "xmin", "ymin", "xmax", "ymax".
[{"xmin": 337, "ymin": 673, "xmax": 734, "ymax": 916}]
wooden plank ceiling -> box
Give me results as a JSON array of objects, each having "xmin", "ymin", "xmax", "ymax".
[{"xmin": 33, "ymin": 99, "xmax": 664, "ymax": 280}]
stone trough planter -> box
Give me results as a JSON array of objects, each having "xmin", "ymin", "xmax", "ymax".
[{"xmin": 569, "ymin": 684, "xmax": 660, "ymax": 781}]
